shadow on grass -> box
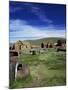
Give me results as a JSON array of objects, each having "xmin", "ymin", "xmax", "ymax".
[{"xmin": 10, "ymin": 75, "xmax": 32, "ymax": 89}]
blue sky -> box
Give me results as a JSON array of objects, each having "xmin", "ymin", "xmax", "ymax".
[{"xmin": 9, "ymin": 1, "xmax": 66, "ymax": 43}]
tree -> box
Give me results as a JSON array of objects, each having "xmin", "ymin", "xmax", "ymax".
[
  {"xmin": 32, "ymin": 50, "xmax": 36, "ymax": 55},
  {"xmin": 41, "ymin": 42, "xmax": 44, "ymax": 48},
  {"xmin": 46, "ymin": 42, "xmax": 49, "ymax": 48},
  {"xmin": 49, "ymin": 43, "xmax": 53, "ymax": 48},
  {"xmin": 56, "ymin": 40, "xmax": 62, "ymax": 46}
]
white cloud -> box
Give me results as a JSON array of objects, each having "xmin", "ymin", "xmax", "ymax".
[{"xmin": 10, "ymin": 19, "xmax": 66, "ymax": 43}]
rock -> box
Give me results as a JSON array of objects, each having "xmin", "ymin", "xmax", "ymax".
[
  {"xmin": 16, "ymin": 63, "xmax": 30, "ymax": 79},
  {"xmin": 15, "ymin": 40, "xmax": 31, "ymax": 52}
]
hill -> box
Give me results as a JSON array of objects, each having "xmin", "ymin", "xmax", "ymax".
[
  {"xmin": 9, "ymin": 37, "xmax": 66, "ymax": 46},
  {"xmin": 26, "ymin": 37, "xmax": 66, "ymax": 45}
]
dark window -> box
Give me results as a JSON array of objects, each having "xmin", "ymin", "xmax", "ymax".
[
  {"xmin": 10, "ymin": 52, "xmax": 18, "ymax": 57},
  {"xmin": 17, "ymin": 64, "xmax": 22, "ymax": 70}
]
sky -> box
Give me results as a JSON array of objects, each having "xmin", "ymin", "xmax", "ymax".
[{"xmin": 9, "ymin": 1, "xmax": 66, "ymax": 43}]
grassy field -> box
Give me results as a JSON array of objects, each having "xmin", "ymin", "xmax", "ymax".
[{"xmin": 11, "ymin": 49, "xmax": 66, "ymax": 88}]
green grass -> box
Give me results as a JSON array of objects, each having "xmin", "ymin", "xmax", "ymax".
[
  {"xmin": 10, "ymin": 75, "xmax": 33, "ymax": 89},
  {"xmin": 11, "ymin": 49, "xmax": 66, "ymax": 88}
]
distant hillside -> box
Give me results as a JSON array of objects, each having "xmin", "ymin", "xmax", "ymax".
[
  {"xmin": 9, "ymin": 37, "xmax": 66, "ymax": 46},
  {"xmin": 26, "ymin": 37, "xmax": 66, "ymax": 45}
]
